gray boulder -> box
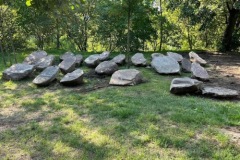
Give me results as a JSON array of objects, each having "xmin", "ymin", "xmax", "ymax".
[
  {"xmin": 110, "ymin": 69, "xmax": 143, "ymax": 86},
  {"xmin": 60, "ymin": 52, "xmax": 75, "ymax": 61},
  {"xmin": 112, "ymin": 54, "xmax": 126, "ymax": 65},
  {"xmin": 189, "ymin": 51, "xmax": 207, "ymax": 65},
  {"xmin": 95, "ymin": 61, "xmax": 118, "ymax": 75},
  {"xmin": 33, "ymin": 66, "xmax": 59, "ymax": 86},
  {"xmin": 170, "ymin": 77, "xmax": 202, "ymax": 94},
  {"xmin": 202, "ymin": 86, "xmax": 239, "ymax": 98},
  {"xmin": 2, "ymin": 63, "xmax": 35, "ymax": 81},
  {"xmin": 191, "ymin": 62, "xmax": 209, "ymax": 81},
  {"xmin": 59, "ymin": 56, "xmax": 76, "ymax": 74},
  {"xmin": 60, "ymin": 69, "xmax": 84, "ymax": 85},
  {"xmin": 84, "ymin": 54, "xmax": 100, "ymax": 67},
  {"xmin": 99, "ymin": 51, "xmax": 110, "ymax": 61},
  {"xmin": 131, "ymin": 53, "xmax": 147, "ymax": 66},
  {"xmin": 24, "ymin": 50, "xmax": 47, "ymax": 65},
  {"xmin": 151, "ymin": 56, "xmax": 180, "ymax": 74},
  {"xmin": 36, "ymin": 55, "xmax": 55, "ymax": 71},
  {"xmin": 75, "ymin": 54, "xmax": 83, "ymax": 66},
  {"xmin": 151, "ymin": 53, "xmax": 164, "ymax": 59},
  {"xmin": 167, "ymin": 52, "xmax": 183, "ymax": 62},
  {"xmin": 181, "ymin": 58, "xmax": 192, "ymax": 73}
]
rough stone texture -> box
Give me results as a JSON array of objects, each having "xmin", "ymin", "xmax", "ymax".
[
  {"xmin": 112, "ymin": 54, "xmax": 126, "ymax": 65},
  {"xmin": 167, "ymin": 52, "xmax": 183, "ymax": 62},
  {"xmin": 84, "ymin": 54, "xmax": 100, "ymax": 67},
  {"xmin": 24, "ymin": 50, "xmax": 47, "ymax": 65},
  {"xmin": 191, "ymin": 62, "xmax": 209, "ymax": 81},
  {"xmin": 60, "ymin": 69, "xmax": 84, "ymax": 85},
  {"xmin": 2, "ymin": 63, "xmax": 35, "ymax": 81},
  {"xmin": 75, "ymin": 54, "xmax": 83, "ymax": 66},
  {"xmin": 181, "ymin": 58, "xmax": 192, "ymax": 73},
  {"xmin": 189, "ymin": 51, "xmax": 207, "ymax": 65},
  {"xmin": 95, "ymin": 61, "xmax": 118, "ymax": 75},
  {"xmin": 202, "ymin": 86, "xmax": 239, "ymax": 98},
  {"xmin": 151, "ymin": 53, "xmax": 164, "ymax": 59},
  {"xmin": 170, "ymin": 77, "xmax": 202, "ymax": 94},
  {"xmin": 60, "ymin": 52, "xmax": 75, "ymax": 61},
  {"xmin": 151, "ymin": 56, "xmax": 180, "ymax": 74},
  {"xmin": 110, "ymin": 69, "xmax": 143, "ymax": 86},
  {"xmin": 99, "ymin": 51, "xmax": 110, "ymax": 61},
  {"xmin": 131, "ymin": 53, "xmax": 147, "ymax": 66},
  {"xmin": 33, "ymin": 66, "xmax": 59, "ymax": 86},
  {"xmin": 36, "ymin": 55, "xmax": 55, "ymax": 70},
  {"xmin": 59, "ymin": 56, "xmax": 77, "ymax": 74}
]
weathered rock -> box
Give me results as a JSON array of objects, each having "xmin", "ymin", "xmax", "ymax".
[
  {"xmin": 84, "ymin": 54, "xmax": 100, "ymax": 67},
  {"xmin": 60, "ymin": 69, "xmax": 84, "ymax": 85},
  {"xmin": 60, "ymin": 52, "xmax": 75, "ymax": 61},
  {"xmin": 75, "ymin": 54, "xmax": 83, "ymax": 66},
  {"xmin": 189, "ymin": 51, "xmax": 207, "ymax": 65},
  {"xmin": 167, "ymin": 52, "xmax": 183, "ymax": 62},
  {"xmin": 170, "ymin": 77, "xmax": 202, "ymax": 94},
  {"xmin": 36, "ymin": 55, "xmax": 55, "ymax": 70},
  {"xmin": 95, "ymin": 61, "xmax": 118, "ymax": 75},
  {"xmin": 110, "ymin": 69, "xmax": 143, "ymax": 86},
  {"xmin": 131, "ymin": 53, "xmax": 147, "ymax": 66},
  {"xmin": 151, "ymin": 56, "xmax": 180, "ymax": 74},
  {"xmin": 181, "ymin": 58, "xmax": 192, "ymax": 73},
  {"xmin": 24, "ymin": 50, "xmax": 47, "ymax": 65},
  {"xmin": 112, "ymin": 54, "xmax": 126, "ymax": 65},
  {"xmin": 33, "ymin": 66, "xmax": 59, "ymax": 86},
  {"xmin": 2, "ymin": 63, "xmax": 35, "ymax": 81},
  {"xmin": 151, "ymin": 53, "xmax": 164, "ymax": 59},
  {"xmin": 202, "ymin": 86, "xmax": 239, "ymax": 98},
  {"xmin": 99, "ymin": 51, "xmax": 110, "ymax": 61},
  {"xmin": 59, "ymin": 56, "xmax": 76, "ymax": 74},
  {"xmin": 191, "ymin": 62, "xmax": 209, "ymax": 81}
]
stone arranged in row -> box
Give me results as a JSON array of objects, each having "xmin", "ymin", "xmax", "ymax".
[
  {"xmin": 151, "ymin": 56, "xmax": 180, "ymax": 74},
  {"xmin": 33, "ymin": 66, "xmax": 59, "ymax": 86},
  {"xmin": 151, "ymin": 53, "xmax": 164, "ymax": 59},
  {"xmin": 202, "ymin": 86, "xmax": 238, "ymax": 98},
  {"xmin": 84, "ymin": 51, "xmax": 110, "ymax": 67},
  {"xmin": 189, "ymin": 51, "xmax": 207, "ymax": 65},
  {"xmin": 24, "ymin": 50, "xmax": 48, "ymax": 66},
  {"xmin": 60, "ymin": 69, "xmax": 84, "ymax": 86},
  {"xmin": 131, "ymin": 53, "xmax": 147, "ymax": 66},
  {"xmin": 111, "ymin": 54, "xmax": 126, "ymax": 65},
  {"xmin": 60, "ymin": 52, "xmax": 83, "ymax": 66},
  {"xmin": 191, "ymin": 62, "xmax": 209, "ymax": 81},
  {"xmin": 167, "ymin": 52, "xmax": 183, "ymax": 62},
  {"xmin": 59, "ymin": 56, "xmax": 77, "ymax": 74},
  {"xmin": 95, "ymin": 61, "xmax": 118, "ymax": 75},
  {"xmin": 36, "ymin": 55, "xmax": 55, "ymax": 71}
]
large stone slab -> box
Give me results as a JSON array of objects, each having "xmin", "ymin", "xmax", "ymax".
[
  {"xmin": 110, "ymin": 69, "xmax": 143, "ymax": 86},
  {"xmin": 59, "ymin": 56, "xmax": 76, "ymax": 74},
  {"xmin": 60, "ymin": 52, "xmax": 75, "ymax": 61},
  {"xmin": 2, "ymin": 63, "xmax": 35, "ymax": 81},
  {"xmin": 170, "ymin": 77, "xmax": 202, "ymax": 94},
  {"xmin": 84, "ymin": 54, "xmax": 100, "ymax": 67},
  {"xmin": 189, "ymin": 51, "xmax": 207, "ymax": 65},
  {"xmin": 75, "ymin": 54, "xmax": 83, "ymax": 66},
  {"xmin": 202, "ymin": 86, "xmax": 239, "ymax": 98},
  {"xmin": 95, "ymin": 61, "xmax": 118, "ymax": 75},
  {"xmin": 151, "ymin": 53, "xmax": 164, "ymax": 59},
  {"xmin": 36, "ymin": 55, "xmax": 55, "ymax": 70},
  {"xmin": 151, "ymin": 56, "xmax": 180, "ymax": 74},
  {"xmin": 33, "ymin": 66, "xmax": 59, "ymax": 86},
  {"xmin": 99, "ymin": 51, "xmax": 110, "ymax": 61},
  {"xmin": 191, "ymin": 62, "xmax": 209, "ymax": 81},
  {"xmin": 131, "ymin": 53, "xmax": 147, "ymax": 66},
  {"xmin": 112, "ymin": 54, "xmax": 126, "ymax": 65},
  {"xmin": 167, "ymin": 52, "xmax": 183, "ymax": 62},
  {"xmin": 60, "ymin": 69, "xmax": 84, "ymax": 86},
  {"xmin": 24, "ymin": 50, "xmax": 47, "ymax": 65},
  {"xmin": 181, "ymin": 58, "xmax": 192, "ymax": 73}
]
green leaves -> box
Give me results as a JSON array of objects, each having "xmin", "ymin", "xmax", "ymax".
[{"xmin": 26, "ymin": 0, "xmax": 32, "ymax": 6}]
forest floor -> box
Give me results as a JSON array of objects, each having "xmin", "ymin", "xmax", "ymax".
[{"xmin": 0, "ymin": 50, "xmax": 240, "ymax": 160}]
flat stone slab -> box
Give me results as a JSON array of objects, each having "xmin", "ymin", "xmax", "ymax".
[
  {"xmin": 170, "ymin": 77, "xmax": 202, "ymax": 94},
  {"xmin": 189, "ymin": 51, "xmax": 207, "ymax": 65},
  {"xmin": 202, "ymin": 86, "xmax": 239, "ymax": 98},
  {"xmin": 131, "ymin": 53, "xmax": 147, "ymax": 66},
  {"xmin": 36, "ymin": 55, "xmax": 55, "ymax": 70},
  {"xmin": 33, "ymin": 66, "xmax": 59, "ymax": 86},
  {"xmin": 112, "ymin": 54, "xmax": 126, "ymax": 65},
  {"xmin": 84, "ymin": 54, "xmax": 100, "ymax": 67},
  {"xmin": 151, "ymin": 53, "xmax": 164, "ymax": 59},
  {"xmin": 24, "ymin": 50, "xmax": 47, "ymax": 65},
  {"xmin": 167, "ymin": 52, "xmax": 183, "ymax": 62},
  {"xmin": 60, "ymin": 69, "xmax": 84, "ymax": 85},
  {"xmin": 75, "ymin": 54, "xmax": 83, "ymax": 66},
  {"xmin": 95, "ymin": 61, "xmax": 118, "ymax": 75},
  {"xmin": 110, "ymin": 69, "xmax": 143, "ymax": 86},
  {"xmin": 99, "ymin": 51, "xmax": 110, "ymax": 61},
  {"xmin": 59, "ymin": 56, "xmax": 76, "ymax": 74},
  {"xmin": 181, "ymin": 58, "xmax": 192, "ymax": 73},
  {"xmin": 2, "ymin": 63, "xmax": 35, "ymax": 81},
  {"xmin": 191, "ymin": 62, "xmax": 209, "ymax": 81},
  {"xmin": 60, "ymin": 52, "xmax": 75, "ymax": 61},
  {"xmin": 151, "ymin": 56, "xmax": 180, "ymax": 74}
]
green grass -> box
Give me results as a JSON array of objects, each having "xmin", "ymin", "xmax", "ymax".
[{"xmin": 0, "ymin": 50, "xmax": 240, "ymax": 159}]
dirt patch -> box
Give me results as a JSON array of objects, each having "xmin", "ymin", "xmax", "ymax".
[{"xmin": 220, "ymin": 127, "xmax": 240, "ymax": 146}]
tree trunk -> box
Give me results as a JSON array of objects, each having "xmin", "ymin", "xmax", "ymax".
[
  {"xmin": 127, "ymin": 5, "xmax": 131, "ymax": 68},
  {"xmin": 159, "ymin": 0, "xmax": 163, "ymax": 51},
  {"xmin": 56, "ymin": 19, "xmax": 60, "ymax": 49},
  {"xmin": 0, "ymin": 40, "xmax": 6, "ymax": 66},
  {"xmin": 187, "ymin": 22, "xmax": 193, "ymax": 50}
]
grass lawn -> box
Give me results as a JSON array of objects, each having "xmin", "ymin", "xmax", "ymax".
[{"xmin": 0, "ymin": 50, "xmax": 240, "ymax": 159}]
